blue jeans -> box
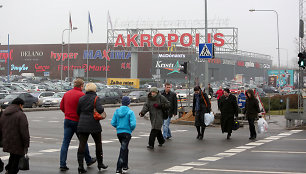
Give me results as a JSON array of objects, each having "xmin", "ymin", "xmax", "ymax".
[
  {"xmin": 116, "ymin": 133, "xmax": 131, "ymax": 172},
  {"xmin": 60, "ymin": 119, "xmax": 92, "ymax": 167},
  {"xmin": 163, "ymin": 117, "xmax": 172, "ymax": 139}
]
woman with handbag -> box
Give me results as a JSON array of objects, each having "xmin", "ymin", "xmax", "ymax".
[{"xmin": 76, "ymin": 83, "xmax": 108, "ymax": 173}]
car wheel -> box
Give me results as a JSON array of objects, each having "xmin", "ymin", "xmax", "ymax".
[{"xmin": 32, "ymin": 103, "xmax": 37, "ymax": 108}]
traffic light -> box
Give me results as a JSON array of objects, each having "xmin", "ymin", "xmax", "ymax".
[
  {"xmin": 298, "ymin": 52, "xmax": 305, "ymax": 69},
  {"xmin": 180, "ymin": 62, "xmax": 188, "ymax": 74}
]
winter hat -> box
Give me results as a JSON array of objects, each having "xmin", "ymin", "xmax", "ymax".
[
  {"xmin": 85, "ymin": 82, "xmax": 97, "ymax": 92},
  {"xmin": 150, "ymin": 87, "xmax": 158, "ymax": 93},
  {"xmin": 122, "ymin": 96, "xmax": 131, "ymax": 106}
]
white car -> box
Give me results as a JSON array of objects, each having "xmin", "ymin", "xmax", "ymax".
[
  {"xmin": 42, "ymin": 92, "xmax": 65, "ymax": 107},
  {"xmin": 175, "ymin": 89, "xmax": 193, "ymax": 99}
]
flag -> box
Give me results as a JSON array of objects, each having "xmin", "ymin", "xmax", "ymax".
[
  {"xmin": 88, "ymin": 12, "xmax": 93, "ymax": 33},
  {"xmin": 107, "ymin": 10, "xmax": 113, "ymax": 32},
  {"xmin": 69, "ymin": 12, "xmax": 72, "ymax": 31}
]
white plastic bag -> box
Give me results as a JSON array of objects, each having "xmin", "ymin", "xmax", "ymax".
[
  {"xmin": 258, "ymin": 117, "xmax": 268, "ymax": 133},
  {"xmin": 204, "ymin": 112, "xmax": 214, "ymax": 126}
]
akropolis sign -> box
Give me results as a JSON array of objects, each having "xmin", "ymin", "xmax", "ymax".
[{"xmin": 114, "ymin": 33, "xmax": 225, "ymax": 47}]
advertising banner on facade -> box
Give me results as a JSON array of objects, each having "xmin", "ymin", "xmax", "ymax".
[{"xmin": 267, "ymin": 70, "xmax": 294, "ymax": 87}]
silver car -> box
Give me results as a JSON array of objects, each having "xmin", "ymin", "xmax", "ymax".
[{"xmin": 42, "ymin": 92, "xmax": 65, "ymax": 107}]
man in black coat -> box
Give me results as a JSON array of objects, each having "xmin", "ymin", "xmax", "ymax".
[
  {"xmin": 192, "ymin": 86, "xmax": 211, "ymax": 140},
  {"xmin": 219, "ymin": 88, "xmax": 238, "ymax": 139},
  {"xmin": 161, "ymin": 83, "xmax": 177, "ymax": 140}
]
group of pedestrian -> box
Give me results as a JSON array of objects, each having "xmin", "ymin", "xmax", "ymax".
[{"xmin": 0, "ymin": 78, "xmax": 261, "ymax": 174}]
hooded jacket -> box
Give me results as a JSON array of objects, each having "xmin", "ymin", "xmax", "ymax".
[
  {"xmin": 111, "ymin": 106, "xmax": 136, "ymax": 134},
  {"xmin": 0, "ymin": 104, "xmax": 30, "ymax": 155}
]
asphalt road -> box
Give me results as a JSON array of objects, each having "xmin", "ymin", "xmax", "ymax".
[{"xmin": 1, "ymin": 105, "xmax": 305, "ymax": 174}]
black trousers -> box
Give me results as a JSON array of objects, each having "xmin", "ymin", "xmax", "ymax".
[
  {"xmin": 5, "ymin": 153, "xmax": 22, "ymax": 174},
  {"xmin": 148, "ymin": 129, "xmax": 165, "ymax": 147},
  {"xmin": 78, "ymin": 132, "xmax": 103, "ymax": 166},
  {"xmin": 248, "ymin": 118, "xmax": 257, "ymax": 138}
]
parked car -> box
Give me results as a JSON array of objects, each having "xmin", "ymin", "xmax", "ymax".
[
  {"xmin": 31, "ymin": 92, "xmax": 55, "ymax": 107},
  {"xmin": 280, "ymin": 87, "xmax": 293, "ymax": 95},
  {"xmin": 0, "ymin": 92, "xmax": 38, "ymax": 108},
  {"xmin": 175, "ymin": 89, "xmax": 193, "ymax": 99},
  {"xmin": 0, "ymin": 93, "xmax": 8, "ymax": 99},
  {"xmin": 262, "ymin": 86, "xmax": 279, "ymax": 93},
  {"xmin": 97, "ymin": 91, "xmax": 121, "ymax": 105},
  {"xmin": 41, "ymin": 92, "xmax": 64, "ymax": 107},
  {"xmin": 254, "ymin": 88, "xmax": 266, "ymax": 98},
  {"xmin": 29, "ymin": 85, "xmax": 47, "ymax": 92},
  {"xmin": 127, "ymin": 91, "xmax": 147, "ymax": 103}
]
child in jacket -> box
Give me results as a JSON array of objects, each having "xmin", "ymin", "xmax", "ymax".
[{"xmin": 111, "ymin": 96, "xmax": 136, "ymax": 174}]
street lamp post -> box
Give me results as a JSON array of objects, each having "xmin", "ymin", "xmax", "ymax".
[
  {"xmin": 61, "ymin": 27, "xmax": 77, "ymax": 91},
  {"xmin": 249, "ymin": 9, "xmax": 281, "ymax": 88},
  {"xmin": 277, "ymin": 48, "xmax": 288, "ymax": 70}
]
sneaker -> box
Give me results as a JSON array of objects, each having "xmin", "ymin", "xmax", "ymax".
[
  {"xmin": 116, "ymin": 170, "xmax": 123, "ymax": 174},
  {"xmin": 122, "ymin": 167, "xmax": 129, "ymax": 173},
  {"xmin": 59, "ymin": 166, "xmax": 69, "ymax": 171},
  {"xmin": 147, "ymin": 145, "xmax": 154, "ymax": 149},
  {"xmin": 86, "ymin": 157, "xmax": 97, "ymax": 166}
]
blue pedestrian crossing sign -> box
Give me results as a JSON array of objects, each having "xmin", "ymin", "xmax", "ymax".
[
  {"xmin": 199, "ymin": 43, "xmax": 214, "ymax": 59},
  {"xmin": 238, "ymin": 92, "xmax": 246, "ymax": 109}
]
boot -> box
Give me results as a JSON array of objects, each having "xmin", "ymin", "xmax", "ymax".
[
  {"xmin": 97, "ymin": 156, "xmax": 108, "ymax": 170},
  {"xmin": 77, "ymin": 154, "xmax": 87, "ymax": 173}
]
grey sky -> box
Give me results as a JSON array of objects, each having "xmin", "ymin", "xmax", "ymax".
[{"xmin": 0, "ymin": 0, "xmax": 299, "ymax": 68}]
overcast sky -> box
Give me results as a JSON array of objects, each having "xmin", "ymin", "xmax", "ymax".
[{"xmin": 0, "ymin": 0, "xmax": 299, "ymax": 68}]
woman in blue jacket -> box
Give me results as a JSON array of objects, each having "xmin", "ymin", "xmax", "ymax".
[{"xmin": 111, "ymin": 96, "xmax": 136, "ymax": 174}]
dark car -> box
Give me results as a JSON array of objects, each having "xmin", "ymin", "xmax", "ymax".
[
  {"xmin": 97, "ymin": 91, "xmax": 121, "ymax": 105},
  {"xmin": 0, "ymin": 92, "xmax": 38, "ymax": 109},
  {"xmin": 127, "ymin": 91, "xmax": 147, "ymax": 103},
  {"xmin": 100, "ymin": 88, "xmax": 123, "ymax": 99},
  {"xmin": 262, "ymin": 86, "xmax": 279, "ymax": 93}
]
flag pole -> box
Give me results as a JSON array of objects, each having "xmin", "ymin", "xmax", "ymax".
[
  {"xmin": 86, "ymin": 12, "xmax": 90, "ymax": 82},
  {"xmin": 106, "ymin": 11, "xmax": 109, "ymax": 84}
]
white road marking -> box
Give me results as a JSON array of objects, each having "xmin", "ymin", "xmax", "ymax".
[
  {"xmin": 285, "ymin": 138, "xmax": 306, "ymax": 141},
  {"xmin": 225, "ymin": 148, "xmax": 246, "ymax": 153},
  {"xmin": 131, "ymin": 136, "xmax": 141, "ymax": 139},
  {"xmin": 39, "ymin": 149, "xmax": 60, "ymax": 153},
  {"xmin": 44, "ymin": 138, "xmax": 56, "ymax": 140},
  {"xmin": 265, "ymin": 137, "xmax": 281, "ymax": 140},
  {"xmin": 198, "ymin": 157, "xmax": 223, "ymax": 161},
  {"xmin": 182, "ymin": 162, "xmax": 207, "ymax": 166},
  {"xmin": 110, "ymin": 138, "xmax": 118, "ymax": 141},
  {"xmin": 164, "ymin": 166, "xmax": 193, "ymax": 172},
  {"xmin": 28, "ymin": 152, "xmax": 43, "ymax": 156},
  {"xmin": 278, "ymin": 133, "xmax": 292, "ymax": 136},
  {"xmin": 32, "ymin": 120, "xmax": 41, "ymax": 122},
  {"xmin": 236, "ymin": 146, "xmax": 256, "ymax": 149},
  {"xmin": 172, "ymin": 130, "xmax": 188, "ymax": 133},
  {"xmin": 48, "ymin": 121, "xmax": 59, "ymax": 123},
  {"xmin": 290, "ymin": 130, "xmax": 303, "ymax": 133},
  {"xmin": 252, "ymin": 150, "xmax": 306, "ymax": 154},
  {"xmin": 139, "ymin": 134, "xmax": 150, "ymax": 137},
  {"xmin": 215, "ymin": 153, "xmax": 236, "ymax": 157},
  {"xmin": 246, "ymin": 142, "xmax": 264, "ymax": 146},
  {"xmin": 255, "ymin": 139, "xmax": 274, "ymax": 143},
  {"xmin": 193, "ymin": 168, "xmax": 306, "ymax": 174},
  {"xmin": 102, "ymin": 140, "xmax": 113, "ymax": 144},
  {"xmin": 31, "ymin": 136, "xmax": 42, "ymax": 138},
  {"xmin": 69, "ymin": 145, "xmax": 78, "ymax": 149}
]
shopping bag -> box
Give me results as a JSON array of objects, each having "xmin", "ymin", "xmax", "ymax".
[
  {"xmin": 0, "ymin": 158, "xmax": 4, "ymax": 173},
  {"xmin": 258, "ymin": 117, "xmax": 268, "ymax": 134},
  {"xmin": 204, "ymin": 112, "xmax": 214, "ymax": 126},
  {"xmin": 18, "ymin": 154, "xmax": 29, "ymax": 170}
]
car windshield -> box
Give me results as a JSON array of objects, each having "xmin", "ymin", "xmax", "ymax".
[
  {"xmin": 97, "ymin": 92, "xmax": 106, "ymax": 97},
  {"xmin": 4, "ymin": 94, "xmax": 19, "ymax": 99},
  {"xmin": 30, "ymin": 93, "xmax": 40, "ymax": 97},
  {"xmin": 52, "ymin": 93, "xmax": 64, "ymax": 98},
  {"xmin": 129, "ymin": 92, "xmax": 140, "ymax": 95}
]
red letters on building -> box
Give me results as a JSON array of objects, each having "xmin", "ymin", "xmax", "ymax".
[
  {"xmin": 140, "ymin": 34, "xmax": 151, "ymax": 47},
  {"xmin": 153, "ymin": 34, "xmax": 166, "ymax": 47},
  {"xmin": 237, "ymin": 61, "xmax": 245, "ymax": 67}
]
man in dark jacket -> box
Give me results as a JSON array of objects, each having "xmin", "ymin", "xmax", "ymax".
[
  {"xmin": 219, "ymin": 88, "xmax": 238, "ymax": 139},
  {"xmin": 139, "ymin": 87, "xmax": 170, "ymax": 149},
  {"xmin": 192, "ymin": 86, "xmax": 211, "ymax": 140},
  {"xmin": 0, "ymin": 98, "xmax": 29, "ymax": 174},
  {"xmin": 59, "ymin": 78, "xmax": 96, "ymax": 171},
  {"xmin": 161, "ymin": 83, "xmax": 177, "ymax": 140}
]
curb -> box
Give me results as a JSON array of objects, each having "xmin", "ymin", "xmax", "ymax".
[{"xmin": 23, "ymin": 103, "xmax": 145, "ymax": 112}]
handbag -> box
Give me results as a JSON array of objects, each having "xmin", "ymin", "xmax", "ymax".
[
  {"xmin": 94, "ymin": 96, "xmax": 106, "ymax": 120},
  {"xmin": 18, "ymin": 154, "xmax": 29, "ymax": 170},
  {"xmin": 232, "ymin": 119, "xmax": 240, "ymax": 131}
]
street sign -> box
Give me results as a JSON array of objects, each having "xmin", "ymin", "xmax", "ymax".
[
  {"xmin": 0, "ymin": 50, "xmax": 8, "ymax": 53},
  {"xmin": 44, "ymin": 72, "xmax": 50, "ymax": 77},
  {"xmin": 199, "ymin": 43, "xmax": 214, "ymax": 59},
  {"xmin": 238, "ymin": 92, "xmax": 246, "ymax": 109}
]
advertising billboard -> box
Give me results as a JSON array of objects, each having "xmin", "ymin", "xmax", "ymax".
[{"xmin": 267, "ymin": 70, "xmax": 294, "ymax": 87}]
